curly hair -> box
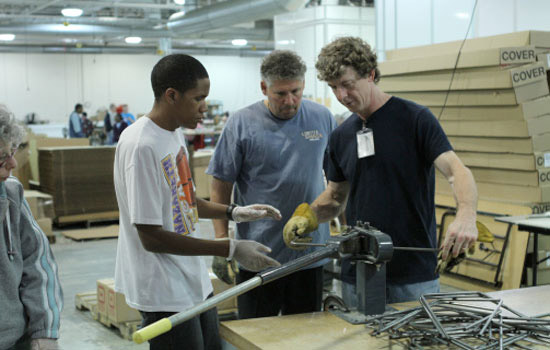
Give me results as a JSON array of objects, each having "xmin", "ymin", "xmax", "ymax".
[
  {"xmin": 261, "ymin": 50, "xmax": 306, "ymax": 86},
  {"xmin": 315, "ymin": 37, "xmax": 380, "ymax": 83},
  {"xmin": 0, "ymin": 105, "xmax": 25, "ymax": 149}
]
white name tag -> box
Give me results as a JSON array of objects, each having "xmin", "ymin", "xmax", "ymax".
[{"xmin": 357, "ymin": 128, "xmax": 375, "ymax": 158}]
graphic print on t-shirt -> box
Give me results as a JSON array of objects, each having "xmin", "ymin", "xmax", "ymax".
[{"xmin": 161, "ymin": 146, "xmax": 198, "ymax": 235}]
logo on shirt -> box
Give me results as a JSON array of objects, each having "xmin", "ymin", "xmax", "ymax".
[
  {"xmin": 302, "ymin": 129, "xmax": 323, "ymax": 141},
  {"xmin": 161, "ymin": 147, "xmax": 198, "ymax": 235}
]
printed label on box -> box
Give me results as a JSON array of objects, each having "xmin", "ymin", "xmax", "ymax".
[
  {"xmin": 500, "ymin": 46, "xmax": 536, "ymax": 64},
  {"xmin": 510, "ymin": 62, "xmax": 547, "ymax": 87}
]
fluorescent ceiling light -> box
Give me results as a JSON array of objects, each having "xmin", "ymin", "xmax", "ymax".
[
  {"xmin": 61, "ymin": 8, "xmax": 83, "ymax": 17},
  {"xmin": 125, "ymin": 36, "xmax": 142, "ymax": 44},
  {"xmin": 455, "ymin": 12, "xmax": 470, "ymax": 19},
  {"xmin": 169, "ymin": 11, "xmax": 186, "ymax": 21},
  {"xmin": 174, "ymin": 0, "xmax": 186, "ymax": 5},
  {"xmin": 0, "ymin": 34, "xmax": 15, "ymax": 41},
  {"xmin": 231, "ymin": 39, "xmax": 247, "ymax": 46}
]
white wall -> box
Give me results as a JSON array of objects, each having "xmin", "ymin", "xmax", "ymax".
[
  {"xmin": 275, "ymin": 5, "xmax": 375, "ymax": 116},
  {"xmin": 0, "ymin": 53, "xmax": 264, "ymax": 123},
  {"xmin": 375, "ymin": 0, "xmax": 550, "ymax": 60}
]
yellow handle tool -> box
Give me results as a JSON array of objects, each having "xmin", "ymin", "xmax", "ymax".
[{"xmin": 133, "ymin": 318, "xmax": 172, "ymax": 344}]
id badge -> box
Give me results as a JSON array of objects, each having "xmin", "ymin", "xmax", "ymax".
[{"xmin": 356, "ymin": 128, "xmax": 375, "ymax": 158}]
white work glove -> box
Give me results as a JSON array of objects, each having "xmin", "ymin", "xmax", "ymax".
[
  {"xmin": 31, "ymin": 339, "xmax": 61, "ymax": 350},
  {"xmin": 228, "ymin": 238, "xmax": 281, "ymax": 272},
  {"xmin": 232, "ymin": 204, "xmax": 282, "ymax": 223}
]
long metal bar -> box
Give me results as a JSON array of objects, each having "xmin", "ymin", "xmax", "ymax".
[{"xmin": 133, "ymin": 246, "xmax": 337, "ymax": 344}]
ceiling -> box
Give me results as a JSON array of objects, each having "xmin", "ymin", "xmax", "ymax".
[{"xmin": 0, "ymin": 0, "xmax": 371, "ymax": 56}]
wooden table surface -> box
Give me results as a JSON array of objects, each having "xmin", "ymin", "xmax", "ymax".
[{"xmin": 220, "ymin": 285, "xmax": 550, "ymax": 350}]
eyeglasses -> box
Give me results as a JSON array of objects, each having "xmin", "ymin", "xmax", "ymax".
[{"xmin": 0, "ymin": 148, "xmax": 17, "ymax": 168}]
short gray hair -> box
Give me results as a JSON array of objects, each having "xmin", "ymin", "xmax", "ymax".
[
  {"xmin": 261, "ymin": 50, "xmax": 306, "ymax": 86},
  {"xmin": 0, "ymin": 105, "xmax": 25, "ymax": 148}
]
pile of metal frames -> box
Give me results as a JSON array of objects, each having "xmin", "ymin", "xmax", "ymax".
[{"xmin": 364, "ymin": 291, "xmax": 550, "ymax": 349}]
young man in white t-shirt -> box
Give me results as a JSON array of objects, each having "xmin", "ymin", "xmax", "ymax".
[{"xmin": 114, "ymin": 54, "xmax": 282, "ymax": 350}]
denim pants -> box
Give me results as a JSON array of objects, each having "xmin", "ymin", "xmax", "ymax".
[
  {"xmin": 139, "ymin": 299, "xmax": 221, "ymax": 350},
  {"xmin": 341, "ymin": 278, "xmax": 440, "ymax": 307}
]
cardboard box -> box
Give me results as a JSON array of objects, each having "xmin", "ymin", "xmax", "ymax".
[
  {"xmin": 440, "ymin": 114, "xmax": 550, "ymax": 138},
  {"xmin": 393, "ymin": 89, "xmax": 519, "ymax": 107},
  {"xmin": 107, "ymin": 286, "xmax": 141, "ymax": 323},
  {"xmin": 193, "ymin": 151, "xmax": 214, "ymax": 199},
  {"xmin": 469, "ymin": 168, "xmax": 540, "ymax": 187},
  {"xmin": 38, "ymin": 146, "xmax": 118, "ymax": 217},
  {"xmin": 436, "ymin": 176, "xmax": 550, "ymax": 204},
  {"xmin": 29, "ymin": 136, "xmax": 90, "ymax": 182},
  {"xmin": 535, "ymin": 151, "xmax": 550, "ymax": 169},
  {"xmin": 12, "ymin": 138, "xmax": 31, "ymax": 189},
  {"xmin": 380, "ymin": 66, "xmax": 516, "ymax": 92},
  {"xmin": 385, "ymin": 31, "xmax": 550, "ymax": 61},
  {"xmin": 527, "ymin": 114, "xmax": 550, "ymax": 136},
  {"xmin": 441, "ymin": 120, "xmax": 529, "ymax": 137},
  {"xmin": 431, "ymin": 105, "xmax": 531, "ymax": 122},
  {"xmin": 448, "ymin": 136, "xmax": 535, "ymax": 154},
  {"xmin": 36, "ymin": 217, "xmax": 53, "ymax": 238},
  {"xmin": 521, "ymin": 95, "xmax": 550, "ymax": 119},
  {"xmin": 380, "ymin": 46, "xmax": 537, "ymax": 77},
  {"xmin": 456, "ymin": 151, "xmax": 536, "ymax": 170},
  {"xmin": 96, "ymin": 279, "xmax": 113, "ymax": 317},
  {"xmin": 209, "ymin": 271, "xmax": 237, "ymax": 313},
  {"xmin": 24, "ymin": 190, "xmax": 54, "ymax": 219},
  {"xmin": 97, "ymin": 278, "xmax": 141, "ymax": 323}
]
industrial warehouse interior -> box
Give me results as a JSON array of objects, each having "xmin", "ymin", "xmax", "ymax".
[{"xmin": 1, "ymin": 0, "xmax": 550, "ymax": 349}]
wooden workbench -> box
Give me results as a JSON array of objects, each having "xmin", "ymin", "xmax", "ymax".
[{"xmin": 220, "ymin": 285, "xmax": 550, "ymax": 349}]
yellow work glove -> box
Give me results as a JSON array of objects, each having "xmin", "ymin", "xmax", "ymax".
[
  {"xmin": 212, "ymin": 256, "xmax": 238, "ymax": 285},
  {"xmin": 283, "ymin": 203, "xmax": 318, "ymax": 250},
  {"xmin": 436, "ymin": 220, "xmax": 494, "ymax": 274}
]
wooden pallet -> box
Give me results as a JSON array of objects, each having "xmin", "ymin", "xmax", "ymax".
[
  {"xmin": 55, "ymin": 211, "xmax": 119, "ymax": 227},
  {"xmin": 75, "ymin": 291, "xmax": 141, "ymax": 341},
  {"xmin": 61, "ymin": 225, "xmax": 119, "ymax": 241}
]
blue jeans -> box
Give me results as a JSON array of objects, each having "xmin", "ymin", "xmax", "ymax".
[
  {"xmin": 341, "ymin": 278, "xmax": 440, "ymax": 307},
  {"xmin": 139, "ymin": 302, "xmax": 221, "ymax": 350}
]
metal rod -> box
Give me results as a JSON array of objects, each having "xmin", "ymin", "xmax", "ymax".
[
  {"xmin": 169, "ymin": 276, "xmax": 261, "ymax": 325},
  {"xmin": 393, "ymin": 246, "xmax": 439, "ymax": 253}
]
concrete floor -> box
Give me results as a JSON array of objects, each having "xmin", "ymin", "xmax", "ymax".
[{"xmin": 50, "ymin": 219, "xmax": 462, "ymax": 349}]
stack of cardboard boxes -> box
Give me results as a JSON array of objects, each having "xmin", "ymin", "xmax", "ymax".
[
  {"xmin": 38, "ymin": 146, "xmax": 118, "ymax": 218},
  {"xmin": 96, "ymin": 278, "xmax": 141, "ymax": 325},
  {"xmin": 24, "ymin": 190, "xmax": 55, "ymax": 242},
  {"xmin": 380, "ymin": 31, "xmax": 550, "ymax": 287}
]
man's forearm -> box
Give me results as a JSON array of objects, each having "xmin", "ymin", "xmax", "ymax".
[
  {"xmin": 450, "ymin": 167, "xmax": 477, "ymax": 221},
  {"xmin": 210, "ymin": 177, "xmax": 233, "ymax": 238},
  {"xmin": 196, "ymin": 197, "xmax": 228, "ymax": 220},
  {"xmin": 136, "ymin": 224, "xmax": 230, "ymax": 257},
  {"xmin": 311, "ymin": 182, "xmax": 349, "ymax": 223}
]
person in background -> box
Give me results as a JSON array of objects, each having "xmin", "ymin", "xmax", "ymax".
[
  {"xmin": 207, "ymin": 50, "xmax": 337, "ymax": 319},
  {"xmin": 112, "ymin": 113, "xmax": 127, "ymax": 144},
  {"xmin": 114, "ymin": 54, "xmax": 282, "ymax": 350},
  {"xmin": 283, "ymin": 37, "xmax": 478, "ymax": 305},
  {"xmin": 104, "ymin": 103, "xmax": 116, "ymax": 145},
  {"xmin": 120, "ymin": 104, "xmax": 136, "ymax": 125},
  {"xmin": 68, "ymin": 103, "xmax": 84, "ymax": 138},
  {"xmin": 81, "ymin": 112, "xmax": 94, "ymax": 138},
  {"xmin": 0, "ymin": 104, "xmax": 64, "ymax": 350}
]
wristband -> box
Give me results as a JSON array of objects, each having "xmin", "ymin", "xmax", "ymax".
[{"xmin": 226, "ymin": 203, "xmax": 237, "ymax": 221}]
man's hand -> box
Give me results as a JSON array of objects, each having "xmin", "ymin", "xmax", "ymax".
[
  {"xmin": 441, "ymin": 216, "xmax": 478, "ymax": 260},
  {"xmin": 31, "ymin": 339, "xmax": 61, "ymax": 350},
  {"xmin": 229, "ymin": 239, "xmax": 280, "ymax": 272},
  {"xmin": 232, "ymin": 204, "xmax": 282, "ymax": 223},
  {"xmin": 211, "ymin": 256, "xmax": 238, "ymax": 284},
  {"xmin": 283, "ymin": 203, "xmax": 318, "ymax": 250}
]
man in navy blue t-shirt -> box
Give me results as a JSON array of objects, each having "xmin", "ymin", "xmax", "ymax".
[{"xmin": 283, "ymin": 37, "xmax": 479, "ymax": 305}]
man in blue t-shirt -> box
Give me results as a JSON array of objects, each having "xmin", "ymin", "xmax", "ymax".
[
  {"xmin": 207, "ymin": 50, "xmax": 336, "ymax": 319},
  {"xmin": 283, "ymin": 37, "xmax": 479, "ymax": 305}
]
